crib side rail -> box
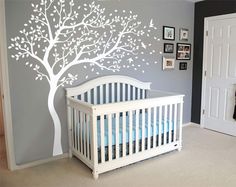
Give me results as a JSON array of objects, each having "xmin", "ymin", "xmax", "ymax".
[{"xmin": 92, "ymin": 95, "xmax": 184, "ymax": 169}]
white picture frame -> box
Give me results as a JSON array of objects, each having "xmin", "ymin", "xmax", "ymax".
[
  {"xmin": 163, "ymin": 57, "xmax": 175, "ymax": 70},
  {"xmin": 179, "ymin": 28, "xmax": 189, "ymax": 41}
]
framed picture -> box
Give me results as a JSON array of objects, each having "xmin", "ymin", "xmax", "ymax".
[
  {"xmin": 163, "ymin": 26, "xmax": 175, "ymax": 40},
  {"xmin": 163, "ymin": 56, "xmax": 175, "ymax": 70},
  {"xmin": 164, "ymin": 43, "xmax": 174, "ymax": 53},
  {"xmin": 179, "ymin": 62, "xmax": 187, "ymax": 70},
  {"xmin": 176, "ymin": 43, "xmax": 191, "ymax": 60},
  {"xmin": 179, "ymin": 28, "xmax": 189, "ymax": 41}
]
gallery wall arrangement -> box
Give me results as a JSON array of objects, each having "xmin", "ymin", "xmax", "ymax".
[{"xmin": 162, "ymin": 25, "xmax": 191, "ymax": 71}]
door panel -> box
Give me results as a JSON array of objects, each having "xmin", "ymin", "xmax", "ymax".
[
  {"xmin": 227, "ymin": 21, "xmax": 236, "ymax": 79},
  {"xmin": 209, "ymin": 87, "xmax": 220, "ymax": 118},
  {"xmin": 225, "ymin": 87, "xmax": 235, "ymax": 122},
  {"xmin": 203, "ymin": 15, "xmax": 236, "ymax": 136},
  {"xmin": 211, "ymin": 44, "xmax": 222, "ymax": 77}
]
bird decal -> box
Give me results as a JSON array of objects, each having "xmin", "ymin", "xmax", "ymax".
[
  {"xmin": 149, "ymin": 19, "xmax": 154, "ymax": 28},
  {"xmin": 127, "ymin": 58, "xmax": 134, "ymax": 63},
  {"xmin": 141, "ymin": 42, "xmax": 146, "ymax": 49}
]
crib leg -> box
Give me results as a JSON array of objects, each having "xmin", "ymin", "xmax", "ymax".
[
  {"xmin": 92, "ymin": 171, "xmax": 99, "ymax": 179},
  {"xmin": 178, "ymin": 146, "xmax": 182, "ymax": 152},
  {"xmin": 69, "ymin": 150, "xmax": 73, "ymax": 158}
]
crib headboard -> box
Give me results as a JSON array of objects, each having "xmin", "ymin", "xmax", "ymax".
[{"xmin": 66, "ymin": 75, "xmax": 151, "ymax": 104}]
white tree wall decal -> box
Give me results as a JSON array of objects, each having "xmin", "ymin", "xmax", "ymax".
[{"xmin": 9, "ymin": 0, "xmax": 160, "ymax": 156}]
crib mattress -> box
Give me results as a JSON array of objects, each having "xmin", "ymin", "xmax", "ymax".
[{"xmin": 97, "ymin": 113, "xmax": 173, "ymax": 147}]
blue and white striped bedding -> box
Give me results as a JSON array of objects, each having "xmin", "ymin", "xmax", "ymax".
[{"xmin": 97, "ymin": 113, "xmax": 173, "ymax": 147}]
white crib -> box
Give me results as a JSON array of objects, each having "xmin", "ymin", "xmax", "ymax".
[{"xmin": 66, "ymin": 75, "xmax": 184, "ymax": 179}]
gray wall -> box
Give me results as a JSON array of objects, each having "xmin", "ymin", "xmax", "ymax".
[{"xmin": 5, "ymin": 0, "xmax": 194, "ymax": 164}]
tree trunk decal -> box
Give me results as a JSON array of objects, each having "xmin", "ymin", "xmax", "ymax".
[
  {"xmin": 9, "ymin": 0, "xmax": 160, "ymax": 156},
  {"xmin": 48, "ymin": 83, "xmax": 62, "ymax": 156}
]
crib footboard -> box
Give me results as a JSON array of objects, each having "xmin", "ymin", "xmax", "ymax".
[
  {"xmin": 67, "ymin": 95, "xmax": 184, "ymax": 179},
  {"xmin": 67, "ymin": 97, "xmax": 94, "ymax": 170}
]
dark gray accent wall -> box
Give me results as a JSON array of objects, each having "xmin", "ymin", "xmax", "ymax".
[
  {"xmin": 6, "ymin": 0, "xmax": 194, "ymax": 164},
  {"xmin": 192, "ymin": 0, "xmax": 236, "ymax": 124}
]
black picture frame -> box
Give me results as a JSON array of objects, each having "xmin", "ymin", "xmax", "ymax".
[
  {"xmin": 164, "ymin": 43, "xmax": 174, "ymax": 53},
  {"xmin": 179, "ymin": 62, "xmax": 187, "ymax": 70},
  {"xmin": 176, "ymin": 43, "xmax": 191, "ymax": 60},
  {"xmin": 163, "ymin": 26, "xmax": 175, "ymax": 40}
]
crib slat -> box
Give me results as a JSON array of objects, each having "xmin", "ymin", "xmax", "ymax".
[
  {"xmin": 74, "ymin": 109, "xmax": 77, "ymax": 150},
  {"xmin": 129, "ymin": 110, "xmax": 133, "ymax": 155},
  {"xmin": 80, "ymin": 111, "xmax": 83, "ymax": 153},
  {"xmin": 169, "ymin": 104, "xmax": 173, "ymax": 143},
  {"xmin": 75, "ymin": 110, "xmax": 78, "ymax": 151},
  {"xmin": 100, "ymin": 115, "xmax": 105, "ymax": 163},
  {"xmin": 138, "ymin": 89, "xmax": 141, "ymax": 100},
  {"xmin": 72, "ymin": 109, "xmax": 75, "ymax": 150},
  {"xmin": 72, "ymin": 109, "xmax": 78, "ymax": 149},
  {"xmin": 111, "ymin": 83, "xmax": 115, "ymax": 103},
  {"xmin": 141, "ymin": 109, "xmax": 145, "ymax": 151},
  {"xmin": 94, "ymin": 88, "xmax": 97, "ymax": 105},
  {"xmin": 70, "ymin": 108, "xmax": 74, "ymax": 151},
  {"xmin": 128, "ymin": 85, "xmax": 131, "ymax": 101},
  {"xmin": 122, "ymin": 84, "xmax": 125, "ymax": 101},
  {"xmin": 91, "ymin": 115, "xmax": 98, "ymax": 167},
  {"xmin": 147, "ymin": 107, "xmax": 151, "ymax": 150},
  {"xmin": 106, "ymin": 84, "xmax": 109, "ymax": 103},
  {"xmin": 81, "ymin": 93, "xmax": 84, "ymax": 102},
  {"xmin": 117, "ymin": 83, "xmax": 120, "ymax": 102},
  {"xmin": 83, "ymin": 113, "xmax": 86, "ymax": 156},
  {"xmin": 108, "ymin": 114, "xmax": 112, "ymax": 161},
  {"xmin": 163, "ymin": 105, "xmax": 167, "ymax": 145},
  {"xmin": 100, "ymin": 85, "xmax": 103, "ymax": 104},
  {"xmin": 122, "ymin": 112, "xmax": 126, "ymax": 157},
  {"xmin": 132, "ymin": 86, "xmax": 135, "ymax": 100},
  {"xmin": 174, "ymin": 104, "xmax": 177, "ymax": 141},
  {"xmin": 135, "ymin": 109, "xmax": 139, "ymax": 153},
  {"xmin": 153, "ymin": 107, "xmax": 157, "ymax": 148},
  {"xmin": 86, "ymin": 114, "xmax": 90, "ymax": 159},
  {"xmin": 115, "ymin": 112, "xmax": 119, "ymax": 159},
  {"xmin": 158, "ymin": 106, "xmax": 162, "ymax": 146},
  {"xmin": 77, "ymin": 110, "xmax": 80, "ymax": 151},
  {"xmin": 142, "ymin": 89, "xmax": 145, "ymax": 99},
  {"xmin": 87, "ymin": 90, "xmax": 91, "ymax": 104}
]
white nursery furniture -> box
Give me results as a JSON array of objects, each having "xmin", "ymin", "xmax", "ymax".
[{"xmin": 66, "ymin": 75, "xmax": 184, "ymax": 179}]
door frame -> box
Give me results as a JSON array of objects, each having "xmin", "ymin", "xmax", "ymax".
[
  {"xmin": 0, "ymin": 0, "xmax": 17, "ymax": 170},
  {"xmin": 201, "ymin": 13, "xmax": 236, "ymax": 128}
]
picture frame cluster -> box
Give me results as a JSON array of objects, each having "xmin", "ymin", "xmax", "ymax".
[{"xmin": 162, "ymin": 26, "xmax": 191, "ymax": 71}]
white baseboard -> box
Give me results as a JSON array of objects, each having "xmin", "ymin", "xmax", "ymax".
[
  {"xmin": 182, "ymin": 123, "xmax": 191, "ymax": 127},
  {"xmin": 14, "ymin": 153, "xmax": 69, "ymax": 170},
  {"xmin": 183, "ymin": 122, "xmax": 200, "ymax": 127},
  {"xmin": 190, "ymin": 122, "xmax": 201, "ymax": 126}
]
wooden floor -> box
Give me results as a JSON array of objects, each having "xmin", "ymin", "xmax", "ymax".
[{"xmin": 0, "ymin": 135, "xmax": 7, "ymax": 169}]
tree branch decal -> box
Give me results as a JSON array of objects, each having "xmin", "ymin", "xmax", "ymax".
[{"xmin": 9, "ymin": 0, "xmax": 160, "ymax": 156}]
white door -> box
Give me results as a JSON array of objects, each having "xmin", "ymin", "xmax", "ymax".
[{"xmin": 201, "ymin": 13, "xmax": 236, "ymax": 136}]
